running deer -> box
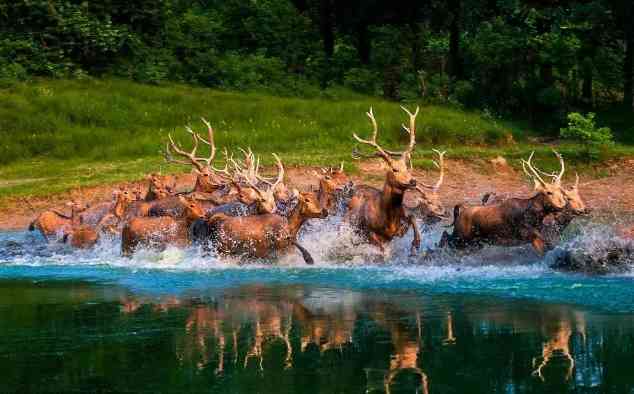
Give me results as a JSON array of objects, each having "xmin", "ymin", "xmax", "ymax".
[
  {"xmin": 64, "ymin": 188, "xmax": 136, "ymax": 249},
  {"xmin": 346, "ymin": 106, "xmax": 421, "ymax": 256},
  {"xmin": 28, "ymin": 199, "xmax": 90, "ymax": 240},
  {"xmin": 480, "ymin": 155, "xmax": 589, "ymax": 249},
  {"xmin": 315, "ymin": 163, "xmax": 353, "ymax": 215},
  {"xmin": 121, "ymin": 196, "xmax": 205, "ymax": 255},
  {"xmin": 441, "ymin": 151, "xmax": 568, "ymax": 255},
  {"xmin": 204, "ymin": 191, "xmax": 328, "ymax": 264}
]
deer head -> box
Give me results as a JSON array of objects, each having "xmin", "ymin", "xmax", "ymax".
[
  {"xmin": 238, "ymin": 153, "xmax": 286, "ymax": 214},
  {"xmin": 178, "ymin": 195, "xmax": 205, "ymax": 222},
  {"xmin": 353, "ymin": 107, "xmax": 418, "ymax": 192},
  {"xmin": 413, "ymin": 149, "xmax": 447, "ymax": 220},
  {"xmin": 297, "ymin": 191, "xmax": 328, "ymax": 219},
  {"xmin": 163, "ymin": 118, "xmax": 231, "ymax": 192},
  {"xmin": 522, "ymin": 151, "xmax": 567, "ymax": 210},
  {"xmin": 562, "ymin": 174, "xmax": 588, "ymax": 215}
]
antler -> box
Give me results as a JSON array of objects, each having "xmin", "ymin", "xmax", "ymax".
[
  {"xmin": 521, "ymin": 151, "xmax": 549, "ymax": 186},
  {"xmin": 417, "ymin": 149, "xmax": 446, "ymax": 191},
  {"xmin": 352, "ymin": 107, "xmax": 401, "ymax": 162},
  {"xmin": 552, "ymin": 150, "xmax": 565, "ymax": 184},
  {"xmin": 163, "ymin": 118, "xmax": 219, "ymax": 172},
  {"xmin": 400, "ymin": 106, "xmax": 419, "ymax": 159}
]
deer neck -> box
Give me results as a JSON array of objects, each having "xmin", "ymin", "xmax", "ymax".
[
  {"xmin": 286, "ymin": 205, "xmax": 307, "ymax": 239},
  {"xmin": 114, "ymin": 199, "xmax": 128, "ymax": 219},
  {"xmin": 381, "ymin": 180, "xmax": 405, "ymax": 213}
]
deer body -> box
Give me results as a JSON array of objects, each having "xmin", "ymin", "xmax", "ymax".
[
  {"xmin": 29, "ymin": 201, "xmax": 88, "ymax": 240},
  {"xmin": 204, "ymin": 192, "xmax": 327, "ymax": 264},
  {"xmin": 121, "ymin": 196, "xmax": 204, "ymax": 255},
  {"xmin": 442, "ymin": 152, "xmax": 569, "ymax": 255}
]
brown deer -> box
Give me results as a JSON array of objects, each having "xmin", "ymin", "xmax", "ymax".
[
  {"xmin": 28, "ymin": 200, "xmax": 90, "ymax": 240},
  {"xmin": 315, "ymin": 163, "xmax": 353, "ymax": 215},
  {"xmin": 481, "ymin": 162, "xmax": 589, "ymax": 250},
  {"xmin": 404, "ymin": 149, "xmax": 447, "ymax": 224},
  {"xmin": 203, "ymin": 191, "xmax": 327, "ymax": 264},
  {"xmin": 63, "ymin": 188, "xmax": 136, "ymax": 248},
  {"xmin": 346, "ymin": 106, "xmax": 422, "ymax": 256},
  {"xmin": 441, "ymin": 152, "xmax": 568, "ymax": 255},
  {"xmin": 121, "ymin": 196, "xmax": 205, "ymax": 255}
]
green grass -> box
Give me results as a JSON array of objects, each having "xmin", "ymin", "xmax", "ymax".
[{"xmin": 1, "ymin": 78, "xmax": 633, "ymax": 200}]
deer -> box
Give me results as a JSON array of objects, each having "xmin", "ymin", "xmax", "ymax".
[
  {"xmin": 315, "ymin": 163, "xmax": 353, "ymax": 215},
  {"xmin": 345, "ymin": 106, "xmax": 422, "ymax": 256},
  {"xmin": 403, "ymin": 149, "xmax": 447, "ymax": 224},
  {"xmin": 481, "ymin": 155, "xmax": 589, "ymax": 250},
  {"xmin": 121, "ymin": 195, "xmax": 205, "ymax": 255},
  {"xmin": 63, "ymin": 188, "xmax": 136, "ymax": 249},
  {"xmin": 28, "ymin": 199, "xmax": 90, "ymax": 240},
  {"xmin": 202, "ymin": 191, "xmax": 328, "ymax": 264},
  {"xmin": 440, "ymin": 151, "xmax": 569, "ymax": 255}
]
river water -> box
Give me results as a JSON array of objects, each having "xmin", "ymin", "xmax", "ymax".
[{"xmin": 1, "ymin": 226, "xmax": 634, "ymax": 393}]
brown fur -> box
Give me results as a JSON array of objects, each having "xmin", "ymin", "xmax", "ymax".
[
  {"xmin": 28, "ymin": 201, "xmax": 88, "ymax": 240},
  {"xmin": 121, "ymin": 196, "xmax": 205, "ymax": 255},
  {"xmin": 442, "ymin": 186, "xmax": 567, "ymax": 254},
  {"xmin": 205, "ymin": 192, "xmax": 327, "ymax": 263},
  {"xmin": 317, "ymin": 167, "xmax": 352, "ymax": 214}
]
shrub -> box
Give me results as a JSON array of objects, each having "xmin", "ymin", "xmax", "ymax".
[{"xmin": 560, "ymin": 112, "xmax": 613, "ymax": 160}]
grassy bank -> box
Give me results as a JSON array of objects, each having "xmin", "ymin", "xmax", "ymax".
[{"xmin": 1, "ymin": 78, "xmax": 632, "ymax": 199}]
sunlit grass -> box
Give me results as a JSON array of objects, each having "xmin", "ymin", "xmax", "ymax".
[{"xmin": 1, "ymin": 78, "xmax": 632, "ymax": 200}]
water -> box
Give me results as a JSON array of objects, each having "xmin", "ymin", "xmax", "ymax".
[{"xmin": 1, "ymin": 227, "xmax": 634, "ymax": 393}]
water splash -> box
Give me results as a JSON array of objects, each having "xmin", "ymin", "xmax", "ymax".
[{"xmin": 2, "ymin": 218, "xmax": 634, "ymax": 312}]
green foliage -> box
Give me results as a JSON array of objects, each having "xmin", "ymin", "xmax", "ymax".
[
  {"xmin": 560, "ymin": 112, "xmax": 614, "ymax": 145},
  {"xmin": 343, "ymin": 68, "xmax": 380, "ymax": 95}
]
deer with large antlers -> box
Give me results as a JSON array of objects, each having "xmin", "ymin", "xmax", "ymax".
[
  {"xmin": 440, "ymin": 151, "xmax": 569, "ymax": 255},
  {"xmin": 346, "ymin": 106, "xmax": 422, "ymax": 256},
  {"xmin": 482, "ymin": 156, "xmax": 589, "ymax": 250}
]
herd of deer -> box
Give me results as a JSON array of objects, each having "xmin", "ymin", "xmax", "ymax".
[{"xmin": 28, "ymin": 106, "xmax": 589, "ymax": 263}]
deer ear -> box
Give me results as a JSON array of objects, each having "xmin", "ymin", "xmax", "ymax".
[{"xmin": 533, "ymin": 179, "xmax": 544, "ymax": 191}]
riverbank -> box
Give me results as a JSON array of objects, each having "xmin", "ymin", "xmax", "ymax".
[{"xmin": 3, "ymin": 157, "xmax": 633, "ymax": 231}]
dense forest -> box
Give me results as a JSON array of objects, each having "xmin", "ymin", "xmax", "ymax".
[{"xmin": 1, "ymin": 0, "xmax": 632, "ymax": 131}]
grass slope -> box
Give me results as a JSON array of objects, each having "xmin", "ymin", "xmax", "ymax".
[{"xmin": 0, "ymin": 78, "xmax": 632, "ymax": 199}]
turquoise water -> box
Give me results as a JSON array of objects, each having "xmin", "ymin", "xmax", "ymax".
[{"xmin": 1, "ymin": 229, "xmax": 634, "ymax": 393}]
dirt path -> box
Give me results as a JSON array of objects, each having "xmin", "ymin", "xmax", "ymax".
[{"xmin": 3, "ymin": 158, "xmax": 633, "ymax": 231}]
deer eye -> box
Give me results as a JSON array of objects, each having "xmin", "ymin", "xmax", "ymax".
[
  {"xmin": 547, "ymin": 192, "xmax": 552, "ymax": 195},
  {"xmin": 392, "ymin": 168, "xmax": 398, "ymax": 173}
]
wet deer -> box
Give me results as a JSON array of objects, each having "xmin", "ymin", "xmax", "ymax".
[
  {"xmin": 203, "ymin": 191, "xmax": 327, "ymax": 264},
  {"xmin": 121, "ymin": 196, "xmax": 205, "ymax": 255},
  {"xmin": 315, "ymin": 163, "xmax": 353, "ymax": 215},
  {"xmin": 63, "ymin": 188, "xmax": 136, "ymax": 249},
  {"xmin": 28, "ymin": 199, "xmax": 90, "ymax": 240},
  {"xmin": 346, "ymin": 106, "xmax": 422, "ymax": 256},
  {"xmin": 441, "ymin": 151, "xmax": 569, "ymax": 255}
]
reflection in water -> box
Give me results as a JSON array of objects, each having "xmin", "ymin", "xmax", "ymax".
[{"xmin": 2, "ymin": 281, "xmax": 634, "ymax": 393}]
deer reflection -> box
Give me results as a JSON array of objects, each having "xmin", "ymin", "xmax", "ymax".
[
  {"xmin": 368, "ymin": 302, "xmax": 430, "ymax": 394},
  {"xmin": 294, "ymin": 301, "xmax": 356, "ymax": 354},
  {"xmin": 532, "ymin": 315, "xmax": 582, "ymax": 383}
]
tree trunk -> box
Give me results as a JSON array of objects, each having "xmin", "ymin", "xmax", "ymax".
[
  {"xmin": 448, "ymin": 0, "xmax": 463, "ymax": 79},
  {"xmin": 624, "ymin": 2, "xmax": 633, "ymax": 110}
]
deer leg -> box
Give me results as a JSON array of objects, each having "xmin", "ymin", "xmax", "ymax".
[
  {"xmin": 367, "ymin": 233, "xmax": 386, "ymax": 254},
  {"xmin": 293, "ymin": 241, "xmax": 315, "ymax": 265},
  {"xmin": 530, "ymin": 230, "xmax": 546, "ymax": 256},
  {"xmin": 408, "ymin": 215, "xmax": 421, "ymax": 256}
]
